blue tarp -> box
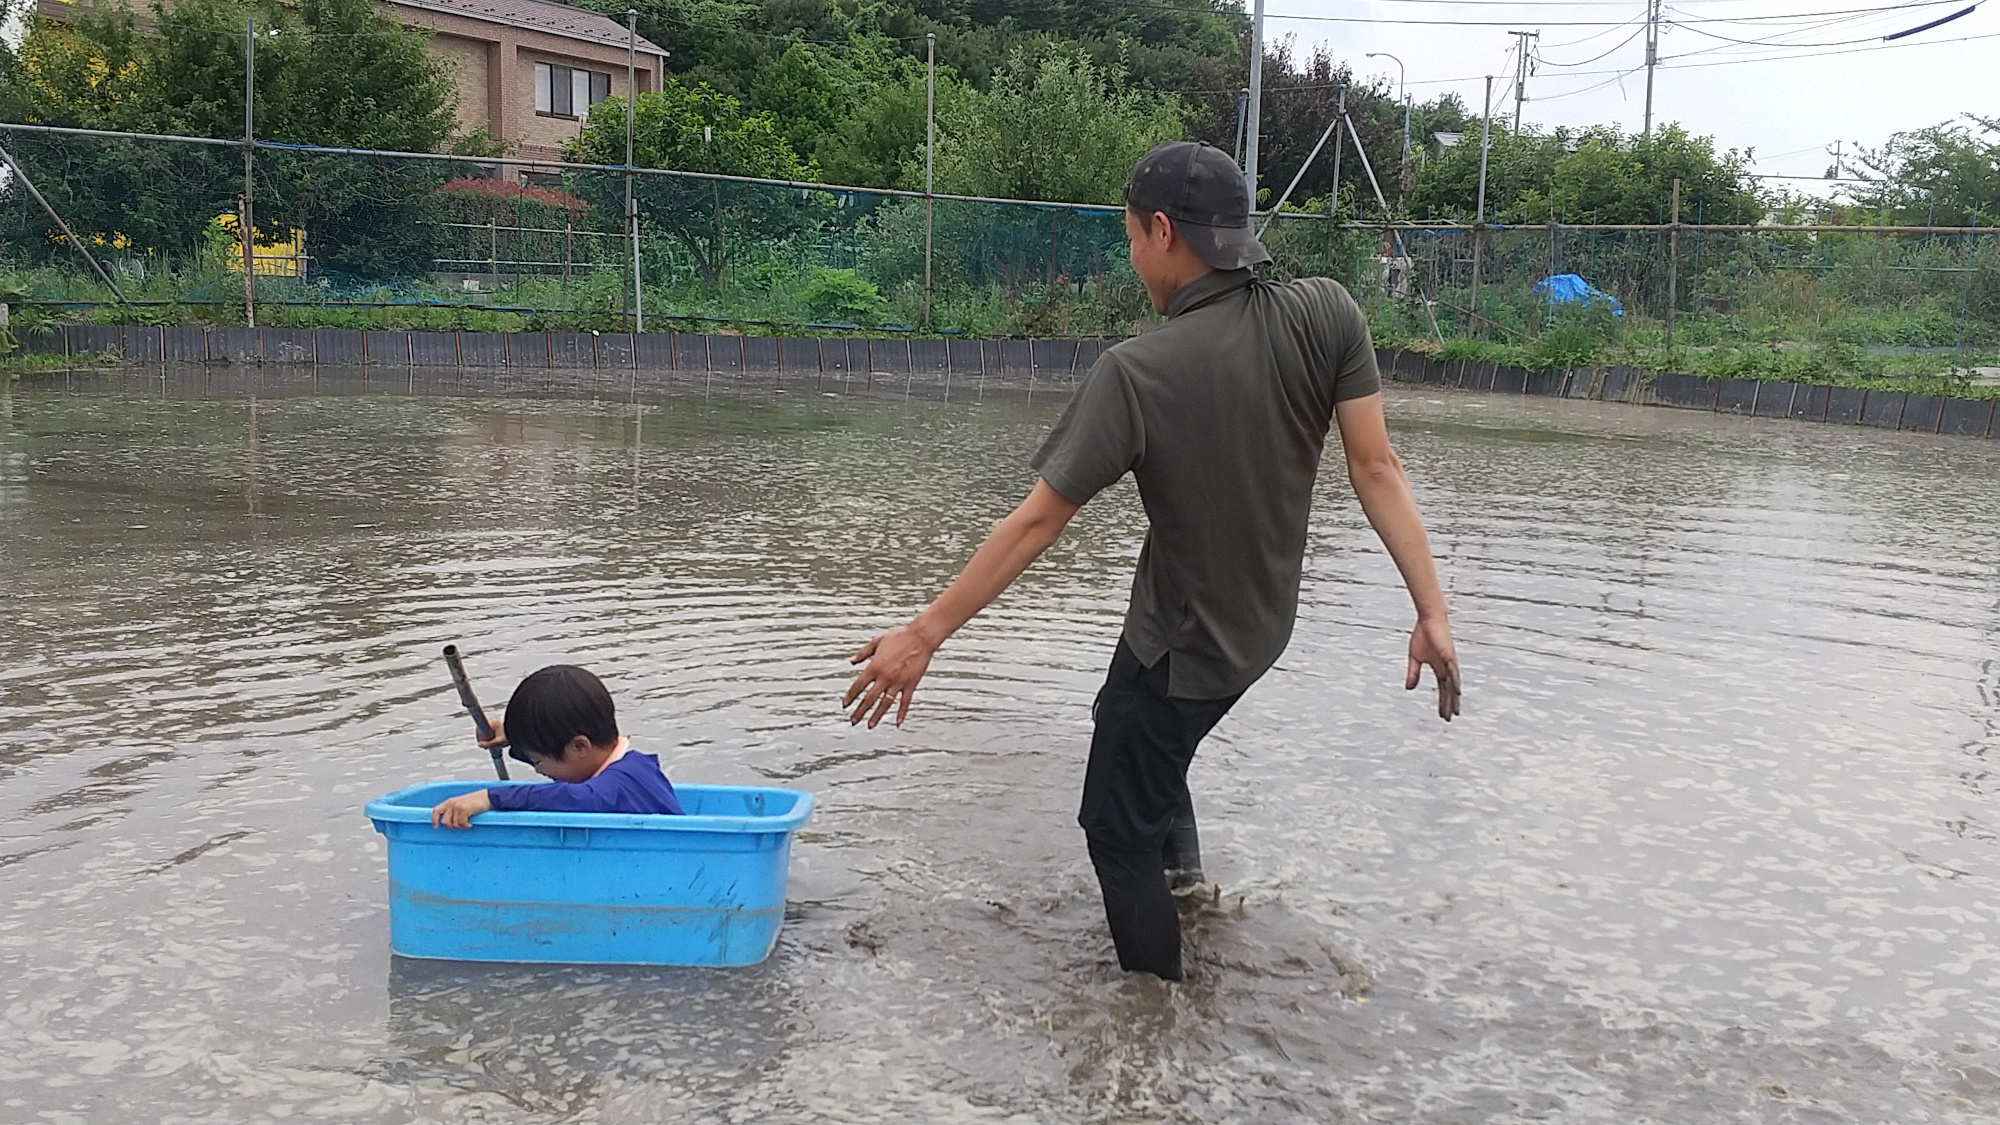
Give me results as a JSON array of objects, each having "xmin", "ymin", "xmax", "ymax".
[{"xmin": 1533, "ymin": 273, "xmax": 1623, "ymax": 316}]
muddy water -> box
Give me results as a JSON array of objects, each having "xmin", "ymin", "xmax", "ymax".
[{"xmin": 1, "ymin": 371, "xmax": 1997, "ymax": 1123}]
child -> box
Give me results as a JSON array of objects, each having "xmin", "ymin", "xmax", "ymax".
[{"xmin": 431, "ymin": 664, "xmax": 684, "ymax": 828}]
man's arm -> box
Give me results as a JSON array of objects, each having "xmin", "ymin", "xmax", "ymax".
[
  {"xmin": 843, "ymin": 479, "xmax": 1083, "ymax": 728},
  {"xmin": 1334, "ymin": 392, "xmax": 1461, "ymax": 721}
]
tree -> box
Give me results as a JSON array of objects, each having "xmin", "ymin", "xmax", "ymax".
[
  {"xmin": 566, "ymin": 77, "xmax": 817, "ymax": 283},
  {"xmin": 814, "ymin": 69, "xmax": 932, "ymax": 190},
  {"xmin": 1410, "ymin": 123, "xmax": 1760, "ymax": 225},
  {"xmin": 1847, "ymin": 116, "xmax": 2000, "ymax": 226},
  {"xmin": 751, "ymin": 41, "xmax": 844, "ymax": 158},
  {"xmin": 928, "ymin": 43, "xmax": 1182, "ymax": 204},
  {"xmin": 0, "ymin": 0, "xmax": 464, "ymax": 278}
]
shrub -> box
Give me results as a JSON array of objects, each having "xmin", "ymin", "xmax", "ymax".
[{"xmin": 798, "ymin": 267, "xmax": 886, "ymax": 325}]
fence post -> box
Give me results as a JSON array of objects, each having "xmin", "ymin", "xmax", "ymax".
[
  {"xmin": 1667, "ymin": 177, "xmax": 1681, "ymax": 355},
  {"xmin": 626, "ymin": 10, "xmax": 644, "ymax": 334},
  {"xmin": 1472, "ymin": 75, "xmax": 1493, "ymax": 335},
  {"xmin": 488, "ymin": 219, "xmax": 499, "ymax": 292},
  {"xmin": 923, "ymin": 32, "xmax": 936, "ymax": 331},
  {"xmin": 242, "ymin": 17, "xmax": 257, "ymax": 328}
]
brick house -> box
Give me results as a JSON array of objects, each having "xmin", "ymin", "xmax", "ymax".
[
  {"xmin": 34, "ymin": 0, "xmax": 668, "ymax": 166},
  {"xmin": 389, "ymin": 0, "xmax": 667, "ymax": 165}
]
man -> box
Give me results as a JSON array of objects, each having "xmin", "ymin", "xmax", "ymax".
[{"xmin": 843, "ymin": 141, "xmax": 1460, "ymax": 982}]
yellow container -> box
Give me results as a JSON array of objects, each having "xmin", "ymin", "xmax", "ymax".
[{"xmin": 217, "ymin": 213, "xmax": 307, "ymax": 277}]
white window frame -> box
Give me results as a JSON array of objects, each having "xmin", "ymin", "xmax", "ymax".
[{"xmin": 534, "ymin": 61, "xmax": 611, "ymax": 120}]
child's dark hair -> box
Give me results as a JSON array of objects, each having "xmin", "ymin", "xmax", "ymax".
[{"xmin": 504, "ymin": 665, "xmax": 619, "ymax": 764}]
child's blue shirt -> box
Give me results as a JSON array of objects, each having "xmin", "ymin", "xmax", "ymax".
[{"xmin": 486, "ymin": 751, "xmax": 684, "ymax": 815}]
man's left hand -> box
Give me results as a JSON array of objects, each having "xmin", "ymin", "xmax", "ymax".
[{"xmin": 1406, "ymin": 616, "xmax": 1461, "ymax": 721}]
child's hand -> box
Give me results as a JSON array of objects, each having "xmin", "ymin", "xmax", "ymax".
[
  {"xmin": 431, "ymin": 789, "xmax": 494, "ymax": 829},
  {"xmin": 477, "ymin": 719, "xmax": 508, "ymax": 750}
]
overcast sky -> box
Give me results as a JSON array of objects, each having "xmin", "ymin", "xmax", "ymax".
[{"xmin": 1261, "ymin": 0, "xmax": 1998, "ymax": 192}]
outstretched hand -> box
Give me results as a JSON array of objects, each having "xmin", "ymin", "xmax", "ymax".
[
  {"xmin": 1406, "ymin": 615, "xmax": 1461, "ymax": 721},
  {"xmin": 843, "ymin": 624, "xmax": 939, "ymax": 729}
]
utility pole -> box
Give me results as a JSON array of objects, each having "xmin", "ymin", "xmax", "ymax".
[
  {"xmin": 625, "ymin": 10, "xmax": 642, "ymax": 333},
  {"xmin": 1642, "ymin": 0, "xmax": 1660, "ymax": 138},
  {"xmin": 1243, "ymin": 0, "xmax": 1266, "ymax": 210},
  {"xmin": 923, "ymin": 32, "xmax": 935, "ymax": 330},
  {"xmin": 242, "ymin": 16, "xmax": 256, "ymax": 328},
  {"xmin": 1509, "ymin": 30, "xmax": 1538, "ymax": 132}
]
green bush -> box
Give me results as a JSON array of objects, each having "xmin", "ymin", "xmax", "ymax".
[{"xmin": 797, "ymin": 267, "xmax": 887, "ymax": 325}]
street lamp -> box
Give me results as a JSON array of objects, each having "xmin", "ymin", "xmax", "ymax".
[{"xmin": 1364, "ymin": 51, "xmax": 1412, "ymax": 191}]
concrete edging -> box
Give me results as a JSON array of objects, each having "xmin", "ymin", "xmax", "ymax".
[
  {"xmin": 18, "ymin": 326, "xmax": 1995, "ymax": 440},
  {"xmin": 1374, "ymin": 347, "xmax": 1997, "ymax": 441}
]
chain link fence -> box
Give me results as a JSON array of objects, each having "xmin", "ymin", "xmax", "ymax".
[{"xmin": 3, "ymin": 123, "xmax": 1996, "ymax": 381}]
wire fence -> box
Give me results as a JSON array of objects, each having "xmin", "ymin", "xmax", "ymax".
[{"xmin": 2, "ymin": 123, "xmax": 1996, "ymax": 375}]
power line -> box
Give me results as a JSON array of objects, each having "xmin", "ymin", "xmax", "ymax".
[
  {"xmin": 1396, "ymin": 26, "xmax": 1996, "ymax": 83},
  {"xmin": 1662, "ymin": 0, "xmax": 1963, "ymax": 21},
  {"xmin": 1538, "ymin": 24, "xmax": 1648, "ymax": 64},
  {"xmin": 1661, "ymin": 25, "xmax": 1996, "ymax": 59}
]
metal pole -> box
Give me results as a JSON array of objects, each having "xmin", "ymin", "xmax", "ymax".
[
  {"xmin": 1257, "ymin": 111, "xmax": 1341, "ymax": 237},
  {"xmin": 1233, "ymin": 88, "xmax": 1250, "ymax": 167},
  {"xmin": 1329, "ymin": 86, "xmax": 1345, "ymax": 220},
  {"xmin": 923, "ymin": 32, "xmax": 935, "ymax": 331},
  {"xmin": 626, "ymin": 10, "xmax": 642, "ymax": 333},
  {"xmin": 1364, "ymin": 52, "xmax": 1407, "ymax": 204},
  {"xmin": 0, "ymin": 144, "xmax": 130, "ymax": 304},
  {"xmin": 1402, "ymin": 94, "xmax": 1413, "ymax": 205},
  {"xmin": 242, "ymin": 17, "xmax": 256, "ymax": 328},
  {"xmin": 705, "ymin": 124, "xmax": 720, "ymax": 285},
  {"xmin": 1340, "ymin": 110, "xmax": 1444, "ymax": 347},
  {"xmin": 1643, "ymin": 0, "xmax": 1659, "ymax": 138},
  {"xmin": 1667, "ymin": 177, "xmax": 1681, "ymax": 353},
  {"xmin": 1243, "ymin": 0, "xmax": 1266, "ymax": 210},
  {"xmin": 1473, "ymin": 75, "xmax": 1492, "ymax": 327}
]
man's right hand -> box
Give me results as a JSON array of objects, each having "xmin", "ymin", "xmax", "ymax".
[
  {"xmin": 843, "ymin": 623, "xmax": 940, "ymax": 729},
  {"xmin": 841, "ymin": 479, "xmax": 1081, "ymax": 731},
  {"xmin": 477, "ymin": 719, "xmax": 508, "ymax": 749}
]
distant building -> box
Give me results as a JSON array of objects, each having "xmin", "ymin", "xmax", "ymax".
[
  {"xmin": 34, "ymin": 0, "xmax": 668, "ymax": 167},
  {"xmin": 389, "ymin": 0, "xmax": 666, "ymax": 165}
]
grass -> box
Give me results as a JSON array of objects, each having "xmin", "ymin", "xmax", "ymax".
[{"xmin": 8, "ymin": 252, "xmax": 1998, "ymax": 399}]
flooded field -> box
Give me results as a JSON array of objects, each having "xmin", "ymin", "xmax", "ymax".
[{"xmin": 2, "ymin": 371, "xmax": 1997, "ymax": 1123}]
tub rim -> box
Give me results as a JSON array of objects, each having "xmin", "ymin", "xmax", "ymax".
[{"xmin": 365, "ymin": 780, "xmax": 814, "ymax": 834}]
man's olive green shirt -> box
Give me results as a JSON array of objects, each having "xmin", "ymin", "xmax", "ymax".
[{"xmin": 1032, "ymin": 268, "xmax": 1382, "ymax": 699}]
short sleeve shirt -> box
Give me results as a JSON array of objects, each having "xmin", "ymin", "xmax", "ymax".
[{"xmin": 1031, "ymin": 269, "xmax": 1380, "ymax": 698}]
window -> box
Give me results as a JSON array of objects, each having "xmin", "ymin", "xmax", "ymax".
[{"xmin": 534, "ymin": 62, "xmax": 611, "ymax": 119}]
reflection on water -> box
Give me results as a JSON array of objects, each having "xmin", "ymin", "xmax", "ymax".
[{"xmin": 1, "ymin": 370, "xmax": 1997, "ymax": 1122}]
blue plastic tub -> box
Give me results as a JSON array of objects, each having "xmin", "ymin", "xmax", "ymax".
[{"xmin": 365, "ymin": 781, "xmax": 813, "ymax": 967}]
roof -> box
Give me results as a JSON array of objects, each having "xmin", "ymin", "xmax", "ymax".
[{"xmin": 390, "ymin": 0, "xmax": 667, "ymax": 56}]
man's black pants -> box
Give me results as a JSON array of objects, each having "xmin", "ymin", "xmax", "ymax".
[{"xmin": 1079, "ymin": 639, "xmax": 1242, "ymax": 981}]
